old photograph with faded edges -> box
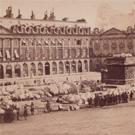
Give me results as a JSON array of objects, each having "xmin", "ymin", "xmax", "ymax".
[{"xmin": 0, "ymin": 0, "xmax": 135, "ymax": 135}]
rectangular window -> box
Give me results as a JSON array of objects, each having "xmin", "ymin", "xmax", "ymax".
[
  {"xmin": 20, "ymin": 47, "xmax": 27, "ymax": 60},
  {"xmin": 76, "ymin": 48, "xmax": 81, "ymax": 58},
  {"xmin": 51, "ymin": 47, "xmax": 56, "ymax": 59},
  {"xmin": 64, "ymin": 48, "xmax": 69, "ymax": 58},
  {"xmin": 57, "ymin": 47, "xmax": 63, "ymax": 59}
]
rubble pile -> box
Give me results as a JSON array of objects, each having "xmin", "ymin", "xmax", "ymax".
[{"xmin": 0, "ymin": 80, "xmax": 135, "ymax": 120}]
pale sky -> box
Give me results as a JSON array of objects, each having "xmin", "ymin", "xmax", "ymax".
[{"xmin": 0, "ymin": 0, "xmax": 135, "ymax": 28}]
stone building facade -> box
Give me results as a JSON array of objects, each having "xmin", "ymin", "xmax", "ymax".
[
  {"xmin": 0, "ymin": 7, "xmax": 92, "ymax": 85},
  {"xmin": 90, "ymin": 27, "xmax": 135, "ymax": 71},
  {"xmin": 0, "ymin": 7, "xmax": 135, "ymax": 85}
]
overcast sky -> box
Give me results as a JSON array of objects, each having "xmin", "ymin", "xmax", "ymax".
[{"xmin": 0, "ymin": 0, "xmax": 135, "ymax": 28}]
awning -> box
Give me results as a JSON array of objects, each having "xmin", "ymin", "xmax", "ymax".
[
  {"xmin": 14, "ymin": 49, "xmax": 19, "ymax": 58},
  {"xmin": 6, "ymin": 50, "xmax": 10, "ymax": 59},
  {"xmin": 22, "ymin": 40, "xmax": 26, "ymax": 45},
  {"xmin": 45, "ymin": 40, "xmax": 49, "ymax": 45},
  {"xmin": 0, "ymin": 51, "xmax": 2, "ymax": 58},
  {"xmin": 38, "ymin": 40, "xmax": 41, "ymax": 45},
  {"xmin": 58, "ymin": 40, "xmax": 62, "ymax": 44},
  {"xmin": 51, "ymin": 40, "xmax": 56, "ymax": 44}
]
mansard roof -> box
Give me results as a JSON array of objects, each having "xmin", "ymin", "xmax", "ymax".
[{"xmin": 0, "ymin": 17, "xmax": 88, "ymax": 29}]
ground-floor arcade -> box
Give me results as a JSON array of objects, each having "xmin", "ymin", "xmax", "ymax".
[{"xmin": 0, "ymin": 59, "xmax": 91, "ymax": 79}]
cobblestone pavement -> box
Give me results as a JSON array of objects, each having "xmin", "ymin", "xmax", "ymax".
[{"xmin": 1, "ymin": 102, "xmax": 135, "ymax": 135}]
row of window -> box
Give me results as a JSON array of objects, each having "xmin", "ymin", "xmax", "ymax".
[
  {"xmin": 0, "ymin": 38, "xmax": 90, "ymax": 48},
  {"xmin": 0, "ymin": 47, "xmax": 89, "ymax": 61},
  {"xmin": 93, "ymin": 42, "xmax": 134, "ymax": 50}
]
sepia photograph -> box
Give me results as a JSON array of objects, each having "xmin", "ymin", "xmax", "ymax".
[{"xmin": 0, "ymin": 0, "xmax": 135, "ymax": 135}]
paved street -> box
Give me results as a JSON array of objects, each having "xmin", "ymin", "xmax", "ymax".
[{"xmin": 1, "ymin": 102, "xmax": 135, "ymax": 135}]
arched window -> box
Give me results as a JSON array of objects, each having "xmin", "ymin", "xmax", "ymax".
[
  {"xmin": 0, "ymin": 65, "xmax": 4, "ymax": 79},
  {"xmin": 71, "ymin": 61, "xmax": 76, "ymax": 73},
  {"xmin": 65, "ymin": 61, "xmax": 70, "ymax": 73},
  {"xmin": 14, "ymin": 64, "xmax": 21, "ymax": 77},
  {"xmin": 52, "ymin": 62, "xmax": 57, "ymax": 74},
  {"xmin": 38, "ymin": 63, "xmax": 43, "ymax": 76},
  {"xmin": 6, "ymin": 64, "xmax": 12, "ymax": 78},
  {"xmin": 59, "ymin": 61, "xmax": 64, "ymax": 74},
  {"xmin": 84, "ymin": 60, "xmax": 88, "ymax": 72},
  {"xmin": 31, "ymin": 63, "xmax": 36, "ymax": 76},
  {"xmin": 23, "ymin": 63, "xmax": 28, "ymax": 77},
  {"xmin": 78, "ymin": 60, "xmax": 82, "ymax": 72},
  {"xmin": 45, "ymin": 62, "xmax": 50, "ymax": 75}
]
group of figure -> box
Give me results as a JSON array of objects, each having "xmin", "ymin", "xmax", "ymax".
[
  {"xmin": 2, "ymin": 101, "xmax": 35, "ymax": 122},
  {"xmin": 88, "ymin": 91, "xmax": 134, "ymax": 108},
  {"xmin": 18, "ymin": 102, "xmax": 35, "ymax": 120}
]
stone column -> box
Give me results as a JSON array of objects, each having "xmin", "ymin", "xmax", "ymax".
[
  {"xmin": 35, "ymin": 62, "xmax": 38, "ymax": 77},
  {"xmin": 12, "ymin": 63, "xmax": 15, "ymax": 78},
  {"xmin": 87, "ymin": 59, "xmax": 90, "ymax": 72},
  {"xmin": 2, "ymin": 39, "xmax": 4, "ymax": 62},
  {"xmin": 76, "ymin": 60, "xmax": 78, "ymax": 73},
  {"xmin": 3, "ymin": 64, "xmax": 6, "ymax": 79},
  {"xmin": 19, "ymin": 39, "xmax": 21, "ymax": 61},
  {"xmin": 56, "ymin": 61, "xmax": 59, "ymax": 74},
  {"xmin": 28, "ymin": 62, "xmax": 31, "ymax": 78},
  {"xmin": 56, "ymin": 46, "xmax": 58, "ymax": 59},
  {"xmin": 69, "ymin": 39, "xmax": 72, "ymax": 59},
  {"xmin": 63, "ymin": 60, "xmax": 66, "ymax": 74},
  {"xmin": 42, "ymin": 62, "xmax": 45, "ymax": 76},
  {"xmin": 11, "ymin": 39, "xmax": 13, "ymax": 61},
  {"xmin": 34, "ymin": 40, "xmax": 37, "ymax": 60},
  {"xmin": 81, "ymin": 60, "xmax": 84, "ymax": 72},
  {"xmin": 69, "ymin": 60, "xmax": 72, "ymax": 74},
  {"xmin": 20, "ymin": 63, "xmax": 23, "ymax": 77},
  {"xmin": 49, "ymin": 40, "xmax": 52, "ymax": 60},
  {"xmin": 49, "ymin": 62, "xmax": 52, "ymax": 75}
]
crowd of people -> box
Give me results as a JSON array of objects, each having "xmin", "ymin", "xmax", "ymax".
[
  {"xmin": 87, "ymin": 91, "xmax": 133, "ymax": 108},
  {"xmin": 0, "ymin": 80, "xmax": 135, "ymax": 123},
  {"xmin": 0, "ymin": 101, "xmax": 35, "ymax": 122}
]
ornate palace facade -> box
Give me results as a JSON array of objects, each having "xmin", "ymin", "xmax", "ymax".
[{"xmin": 0, "ymin": 7, "xmax": 92, "ymax": 85}]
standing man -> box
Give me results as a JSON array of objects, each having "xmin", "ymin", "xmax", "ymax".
[
  {"xmin": 46, "ymin": 100, "xmax": 51, "ymax": 112},
  {"xmin": 30, "ymin": 102, "xmax": 34, "ymax": 115},
  {"xmin": 23, "ymin": 104, "xmax": 28, "ymax": 120},
  {"xmin": 16, "ymin": 107, "xmax": 20, "ymax": 120}
]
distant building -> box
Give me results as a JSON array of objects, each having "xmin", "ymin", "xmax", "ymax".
[{"xmin": 90, "ymin": 27, "xmax": 135, "ymax": 72}]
